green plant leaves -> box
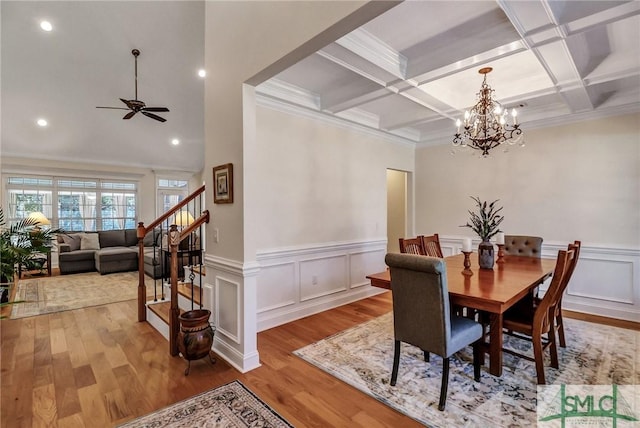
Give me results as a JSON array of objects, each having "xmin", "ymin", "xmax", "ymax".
[{"xmin": 460, "ymin": 196, "xmax": 504, "ymax": 241}]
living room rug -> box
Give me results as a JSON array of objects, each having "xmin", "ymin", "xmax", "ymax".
[
  {"xmin": 117, "ymin": 380, "xmax": 293, "ymax": 428},
  {"xmin": 10, "ymin": 271, "xmax": 157, "ymax": 319},
  {"xmin": 294, "ymin": 312, "xmax": 639, "ymax": 427}
]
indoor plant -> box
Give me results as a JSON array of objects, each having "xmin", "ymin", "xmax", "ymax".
[
  {"xmin": 0, "ymin": 208, "xmax": 62, "ymax": 304},
  {"xmin": 460, "ymin": 196, "xmax": 504, "ymax": 269}
]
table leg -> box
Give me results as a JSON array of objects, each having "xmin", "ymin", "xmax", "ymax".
[{"xmin": 488, "ymin": 312, "xmax": 503, "ymax": 377}]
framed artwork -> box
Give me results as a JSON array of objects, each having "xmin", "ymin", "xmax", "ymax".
[{"xmin": 213, "ymin": 163, "xmax": 233, "ymax": 204}]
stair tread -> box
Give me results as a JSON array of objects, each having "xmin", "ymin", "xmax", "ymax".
[
  {"xmin": 177, "ymin": 282, "xmax": 202, "ymax": 306},
  {"xmin": 147, "ymin": 301, "xmax": 184, "ymax": 324}
]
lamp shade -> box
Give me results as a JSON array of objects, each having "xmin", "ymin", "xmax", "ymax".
[
  {"xmin": 27, "ymin": 212, "xmax": 50, "ymax": 226},
  {"xmin": 174, "ymin": 210, "xmax": 195, "ymax": 227}
]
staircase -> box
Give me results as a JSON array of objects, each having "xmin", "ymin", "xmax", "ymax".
[{"xmin": 135, "ymin": 185, "xmax": 210, "ymax": 355}]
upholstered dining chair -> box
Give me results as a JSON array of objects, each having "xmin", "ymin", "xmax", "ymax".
[
  {"xmin": 398, "ymin": 236, "xmax": 427, "ymax": 255},
  {"xmin": 421, "ymin": 233, "xmax": 444, "ymax": 258},
  {"xmin": 501, "ymin": 248, "xmax": 575, "ymax": 384},
  {"xmin": 504, "ymin": 235, "xmax": 543, "ymax": 257},
  {"xmin": 385, "ymin": 253, "xmax": 483, "ymax": 410}
]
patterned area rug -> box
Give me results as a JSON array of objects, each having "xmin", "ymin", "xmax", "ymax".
[
  {"xmin": 117, "ymin": 380, "xmax": 293, "ymax": 428},
  {"xmin": 294, "ymin": 312, "xmax": 639, "ymax": 427},
  {"xmin": 10, "ymin": 271, "xmax": 157, "ymax": 319}
]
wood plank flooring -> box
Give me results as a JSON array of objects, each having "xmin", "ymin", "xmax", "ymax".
[{"xmin": 1, "ymin": 289, "xmax": 425, "ymax": 427}]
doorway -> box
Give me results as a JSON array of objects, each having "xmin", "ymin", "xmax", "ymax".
[{"xmin": 386, "ymin": 169, "xmax": 408, "ymax": 254}]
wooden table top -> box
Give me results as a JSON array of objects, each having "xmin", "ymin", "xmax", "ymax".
[{"xmin": 367, "ymin": 253, "xmax": 556, "ymax": 314}]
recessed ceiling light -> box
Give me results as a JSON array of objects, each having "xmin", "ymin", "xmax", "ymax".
[
  {"xmin": 198, "ymin": 69, "xmax": 206, "ymax": 78},
  {"xmin": 37, "ymin": 118, "xmax": 48, "ymax": 127},
  {"xmin": 40, "ymin": 21, "xmax": 53, "ymax": 32},
  {"xmin": 171, "ymin": 139, "xmax": 180, "ymax": 146}
]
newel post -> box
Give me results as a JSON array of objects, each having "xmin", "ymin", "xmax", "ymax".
[
  {"xmin": 136, "ymin": 221, "xmax": 147, "ymax": 322},
  {"xmin": 169, "ymin": 224, "xmax": 180, "ymax": 356}
]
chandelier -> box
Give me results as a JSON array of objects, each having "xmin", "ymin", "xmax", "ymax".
[{"xmin": 452, "ymin": 67, "xmax": 523, "ymax": 156}]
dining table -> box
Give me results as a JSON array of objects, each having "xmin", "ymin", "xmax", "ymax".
[{"xmin": 366, "ymin": 253, "xmax": 556, "ymax": 377}]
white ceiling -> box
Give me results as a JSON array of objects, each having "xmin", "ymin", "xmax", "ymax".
[
  {"xmin": 257, "ymin": 0, "xmax": 640, "ymax": 146},
  {"xmin": 3, "ymin": 1, "xmax": 639, "ymax": 173}
]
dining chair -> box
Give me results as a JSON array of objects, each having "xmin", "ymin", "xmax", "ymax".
[
  {"xmin": 503, "ymin": 235, "xmax": 543, "ymax": 257},
  {"xmin": 385, "ymin": 253, "xmax": 483, "ymax": 410},
  {"xmin": 421, "ymin": 233, "xmax": 444, "ymax": 258},
  {"xmin": 541, "ymin": 240, "xmax": 581, "ymax": 348},
  {"xmin": 398, "ymin": 236, "xmax": 427, "ymax": 255},
  {"xmin": 501, "ymin": 248, "xmax": 574, "ymax": 384}
]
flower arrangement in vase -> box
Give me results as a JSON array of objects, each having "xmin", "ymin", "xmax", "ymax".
[{"xmin": 460, "ymin": 196, "xmax": 504, "ymax": 269}]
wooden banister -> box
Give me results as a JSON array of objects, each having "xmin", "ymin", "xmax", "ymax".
[
  {"xmin": 140, "ymin": 184, "xmax": 205, "ymax": 237},
  {"xmin": 136, "ymin": 185, "xmax": 207, "ymax": 323}
]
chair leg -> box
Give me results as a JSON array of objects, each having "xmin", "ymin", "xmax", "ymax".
[
  {"xmin": 424, "ymin": 350, "xmax": 430, "ymax": 362},
  {"xmin": 548, "ymin": 321, "xmax": 559, "ymax": 369},
  {"xmin": 438, "ymin": 357, "xmax": 450, "ymax": 411},
  {"xmin": 557, "ymin": 312, "xmax": 566, "ymax": 348},
  {"xmin": 472, "ymin": 341, "xmax": 482, "ymax": 382},
  {"xmin": 390, "ymin": 340, "xmax": 401, "ymax": 386},
  {"xmin": 532, "ymin": 331, "xmax": 546, "ymax": 385}
]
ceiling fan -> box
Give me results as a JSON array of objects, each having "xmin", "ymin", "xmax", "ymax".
[{"xmin": 96, "ymin": 49, "xmax": 169, "ymax": 122}]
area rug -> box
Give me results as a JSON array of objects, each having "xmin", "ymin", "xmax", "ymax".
[
  {"xmin": 10, "ymin": 271, "xmax": 157, "ymax": 319},
  {"xmin": 117, "ymin": 380, "xmax": 293, "ymax": 428},
  {"xmin": 294, "ymin": 312, "xmax": 639, "ymax": 427}
]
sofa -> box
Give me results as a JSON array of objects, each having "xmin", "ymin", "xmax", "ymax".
[{"xmin": 57, "ymin": 228, "xmax": 197, "ymax": 278}]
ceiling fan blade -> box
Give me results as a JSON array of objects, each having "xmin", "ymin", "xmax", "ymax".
[
  {"xmin": 120, "ymin": 98, "xmax": 134, "ymax": 109},
  {"xmin": 142, "ymin": 111, "xmax": 166, "ymax": 122},
  {"xmin": 96, "ymin": 106, "xmax": 130, "ymax": 110},
  {"xmin": 141, "ymin": 107, "xmax": 169, "ymax": 112},
  {"xmin": 123, "ymin": 111, "xmax": 137, "ymax": 120}
]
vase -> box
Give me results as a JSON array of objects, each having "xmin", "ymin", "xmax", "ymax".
[
  {"xmin": 178, "ymin": 309, "xmax": 216, "ymax": 375},
  {"xmin": 478, "ymin": 240, "xmax": 495, "ymax": 269}
]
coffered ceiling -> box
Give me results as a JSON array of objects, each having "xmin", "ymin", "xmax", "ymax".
[
  {"xmin": 2, "ymin": 1, "xmax": 639, "ymax": 173},
  {"xmin": 257, "ymin": 0, "xmax": 640, "ymax": 146}
]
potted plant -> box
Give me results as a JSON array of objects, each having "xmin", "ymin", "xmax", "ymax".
[
  {"xmin": 460, "ymin": 196, "xmax": 504, "ymax": 269},
  {"xmin": 0, "ymin": 208, "xmax": 63, "ymax": 305}
]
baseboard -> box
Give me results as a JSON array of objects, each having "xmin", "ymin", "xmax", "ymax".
[{"xmin": 563, "ymin": 309, "xmax": 640, "ymax": 331}]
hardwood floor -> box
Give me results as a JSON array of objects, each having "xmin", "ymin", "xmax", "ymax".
[{"xmin": 1, "ymin": 290, "xmax": 425, "ymax": 428}]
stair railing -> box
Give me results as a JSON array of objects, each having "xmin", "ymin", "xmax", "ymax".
[
  {"xmin": 136, "ymin": 184, "xmax": 207, "ymax": 322},
  {"xmin": 167, "ymin": 212, "xmax": 209, "ymax": 356}
]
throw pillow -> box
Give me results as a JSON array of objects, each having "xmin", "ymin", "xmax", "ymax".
[
  {"xmin": 62, "ymin": 233, "xmax": 83, "ymax": 251},
  {"xmin": 80, "ymin": 233, "xmax": 100, "ymax": 250}
]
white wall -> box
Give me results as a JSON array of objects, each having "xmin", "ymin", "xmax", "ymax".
[
  {"xmin": 254, "ymin": 106, "xmax": 414, "ymax": 249},
  {"xmin": 414, "ymin": 113, "xmax": 640, "ymax": 321},
  {"xmin": 253, "ymin": 105, "xmax": 414, "ymax": 331}
]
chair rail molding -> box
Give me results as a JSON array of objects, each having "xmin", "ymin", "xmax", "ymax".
[{"xmin": 441, "ymin": 235, "xmax": 640, "ymax": 323}]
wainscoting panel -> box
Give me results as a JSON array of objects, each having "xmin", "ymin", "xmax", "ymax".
[
  {"xmin": 300, "ymin": 255, "xmax": 348, "ymax": 301},
  {"xmin": 440, "ymin": 236, "xmax": 640, "ymax": 322},
  {"xmin": 216, "ymin": 276, "xmax": 241, "ymax": 344},
  {"xmin": 256, "ymin": 262, "xmax": 297, "ymax": 312},
  {"xmin": 256, "ymin": 239, "xmax": 388, "ymax": 331},
  {"xmin": 350, "ymin": 249, "xmax": 387, "ymax": 288}
]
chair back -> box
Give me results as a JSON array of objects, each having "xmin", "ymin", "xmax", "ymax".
[
  {"xmin": 399, "ymin": 237, "xmax": 426, "ymax": 255},
  {"xmin": 385, "ymin": 253, "xmax": 450, "ymax": 356},
  {"xmin": 534, "ymin": 249, "xmax": 574, "ymax": 333},
  {"xmin": 553, "ymin": 241, "xmax": 581, "ymax": 309},
  {"xmin": 504, "ymin": 235, "xmax": 543, "ymax": 257},
  {"xmin": 422, "ymin": 234, "xmax": 444, "ymax": 258}
]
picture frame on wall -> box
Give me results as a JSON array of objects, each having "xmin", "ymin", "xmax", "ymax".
[{"xmin": 213, "ymin": 163, "xmax": 233, "ymax": 204}]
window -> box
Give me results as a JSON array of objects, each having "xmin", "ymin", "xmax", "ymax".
[
  {"xmin": 4, "ymin": 174, "xmax": 138, "ymax": 231},
  {"xmin": 157, "ymin": 178, "xmax": 189, "ymax": 216}
]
